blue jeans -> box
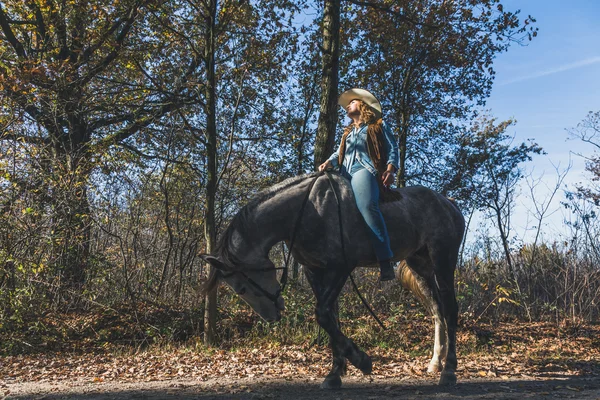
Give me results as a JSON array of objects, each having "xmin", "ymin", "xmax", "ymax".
[{"xmin": 344, "ymin": 165, "xmax": 393, "ymax": 261}]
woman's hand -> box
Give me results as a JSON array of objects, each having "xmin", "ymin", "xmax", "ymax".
[
  {"xmin": 318, "ymin": 160, "xmax": 332, "ymax": 172},
  {"xmin": 382, "ymin": 167, "xmax": 395, "ymax": 187}
]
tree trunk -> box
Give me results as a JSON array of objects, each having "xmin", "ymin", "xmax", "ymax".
[
  {"xmin": 47, "ymin": 82, "xmax": 92, "ymax": 286},
  {"xmin": 203, "ymin": 0, "xmax": 218, "ymax": 347},
  {"xmin": 59, "ymin": 184, "xmax": 91, "ymax": 285},
  {"xmin": 396, "ymin": 67, "xmax": 414, "ymax": 188},
  {"xmin": 313, "ymin": 0, "xmax": 341, "ymax": 170},
  {"xmin": 493, "ymin": 202, "xmax": 514, "ymax": 278},
  {"xmin": 397, "ymin": 115, "xmax": 409, "ymax": 188},
  {"xmin": 49, "ymin": 149, "xmax": 91, "ymax": 286}
]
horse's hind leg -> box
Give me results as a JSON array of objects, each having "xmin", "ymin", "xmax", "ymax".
[
  {"xmin": 304, "ymin": 266, "xmax": 372, "ymax": 389},
  {"xmin": 400, "ymin": 259, "xmax": 447, "ymax": 374},
  {"xmin": 429, "ymin": 249, "xmax": 459, "ymax": 386},
  {"xmin": 429, "ymin": 311, "xmax": 448, "ymax": 373},
  {"xmin": 421, "ymin": 279, "xmax": 449, "ymax": 375}
]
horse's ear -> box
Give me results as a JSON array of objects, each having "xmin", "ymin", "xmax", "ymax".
[{"xmin": 200, "ymin": 254, "xmax": 229, "ymax": 271}]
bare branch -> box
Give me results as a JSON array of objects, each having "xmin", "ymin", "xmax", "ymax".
[
  {"xmin": 95, "ymin": 100, "xmax": 187, "ymax": 149},
  {"xmin": 0, "ymin": 131, "xmax": 49, "ymax": 145},
  {"xmin": 26, "ymin": 0, "xmax": 48, "ymax": 48},
  {"xmin": 0, "ymin": 3, "xmax": 27, "ymax": 58},
  {"xmin": 80, "ymin": 16, "xmax": 128, "ymax": 65},
  {"xmin": 117, "ymin": 141, "xmax": 191, "ymax": 166},
  {"xmin": 79, "ymin": 2, "xmax": 142, "ymax": 86},
  {"xmin": 217, "ymin": 69, "xmax": 247, "ymax": 188}
]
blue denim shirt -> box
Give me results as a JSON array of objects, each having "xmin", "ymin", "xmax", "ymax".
[{"xmin": 327, "ymin": 121, "xmax": 399, "ymax": 176}]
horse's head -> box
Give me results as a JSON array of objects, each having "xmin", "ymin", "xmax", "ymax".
[{"xmin": 201, "ymin": 255, "xmax": 285, "ymax": 322}]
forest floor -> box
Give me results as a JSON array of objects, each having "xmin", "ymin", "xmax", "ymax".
[
  {"xmin": 2, "ymin": 320, "xmax": 600, "ymax": 399},
  {"xmin": 4, "ymin": 374, "xmax": 600, "ymax": 399}
]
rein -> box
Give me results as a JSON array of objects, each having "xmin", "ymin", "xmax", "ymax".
[
  {"xmin": 323, "ymin": 171, "xmax": 386, "ymax": 331},
  {"xmin": 279, "ymin": 172, "xmax": 324, "ymax": 293},
  {"xmin": 282, "ymin": 171, "xmax": 386, "ymax": 330}
]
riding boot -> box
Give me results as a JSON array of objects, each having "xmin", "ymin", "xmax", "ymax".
[{"xmin": 379, "ymin": 260, "xmax": 395, "ymax": 281}]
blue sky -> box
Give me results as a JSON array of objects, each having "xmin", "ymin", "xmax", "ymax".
[{"xmin": 478, "ymin": 0, "xmax": 600, "ymax": 242}]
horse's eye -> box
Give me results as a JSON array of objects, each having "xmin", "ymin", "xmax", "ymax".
[{"xmin": 238, "ymin": 287, "xmax": 246, "ymax": 295}]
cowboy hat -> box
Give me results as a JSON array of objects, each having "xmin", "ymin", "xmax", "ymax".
[{"xmin": 338, "ymin": 88, "xmax": 382, "ymax": 118}]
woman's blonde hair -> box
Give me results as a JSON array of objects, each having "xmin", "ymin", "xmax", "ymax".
[
  {"xmin": 342, "ymin": 100, "xmax": 380, "ymax": 136},
  {"xmin": 357, "ymin": 100, "xmax": 378, "ymax": 125}
]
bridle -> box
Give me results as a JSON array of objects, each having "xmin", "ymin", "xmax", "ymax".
[
  {"xmin": 221, "ymin": 267, "xmax": 285, "ymax": 304},
  {"xmin": 219, "ymin": 172, "xmax": 324, "ymax": 307}
]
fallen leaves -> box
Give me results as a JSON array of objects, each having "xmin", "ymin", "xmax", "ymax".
[{"xmin": 1, "ymin": 321, "xmax": 599, "ymax": 387}]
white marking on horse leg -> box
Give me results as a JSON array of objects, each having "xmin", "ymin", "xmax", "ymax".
[{"xmin": 427, "ymin": 313, "xmax": 447, "ymax": 373}]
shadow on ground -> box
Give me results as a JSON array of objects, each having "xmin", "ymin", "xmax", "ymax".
[{"xmin": 6, "ymin": 375, "xmax": 600, "ymax": 400}]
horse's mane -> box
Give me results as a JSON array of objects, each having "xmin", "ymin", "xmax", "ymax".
[
  {"xmin": 243, "ymin": 171, "xmax": 320, "ymax": 212},
  {"xmin": 215, "ymin": 172, "xmax": 320, "ymax": 266}
]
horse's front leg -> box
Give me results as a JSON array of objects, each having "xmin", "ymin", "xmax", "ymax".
[
  {"xmin": 305, "ymin": 267, "xmax": 372, "ymax": 389},
  {"xmin": 315, "ymin": 301, "xmax": 348, "ymax": 388},
  {"xmin": 315, "ymin": 299, "xmax": 373, "ymax": 387}
]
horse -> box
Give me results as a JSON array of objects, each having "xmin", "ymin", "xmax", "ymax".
[{"xmin": 200, "ymin": 171, "xmax": 465, "ymax": 389}]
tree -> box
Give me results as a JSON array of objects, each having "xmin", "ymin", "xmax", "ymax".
[
  {"xmin": 569, "ymin": 111, "xmax": 600, "ymax": 205},
  {"xmin": 313, "ymin": 0, "xmax": 341, "ymax": 170},
  {"xmin": 451, "ymin": 116, "xmax": 543, "ymax": 274},
  {"xmin": 0, "ymin": 0, "xmax": 300, "ymax": 287},
  {"xmin": 155, "ymin": 0, "xmax": 301, "ymax": 345},
  {"xmin": 200, "ymin": 0, "xmax": 219, "ymax": 346},
  {"xmin": 341, "ymin": 0, "xmax": 537, "ymax": 187},
  {"xmin": 564, "ymin": 111, "xmax": 600, "ymax": 264},
  {"xmin": 0, "ymin": 0, "xmax": 203, "ymax": 284}
]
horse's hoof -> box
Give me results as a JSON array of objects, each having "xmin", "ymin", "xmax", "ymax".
[
  {"xmin": 321, "ymin": 374, "xmax": 342, "ymax": 389},
  {"xmin": 427, "ymin": 361, "xmax": 443, "ymax": 373},
  {"xmin": 438, "ymin": 370, "xmax": 457, "ymax": 386},
  {"xmin": 358, "ymin": 353, "xmax": 372, "ymax": 375}
]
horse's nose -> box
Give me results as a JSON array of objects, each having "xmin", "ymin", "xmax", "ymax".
[
  {"xmin": 276, "ymin": 296, "xmax": 285, "ymax": 311},
  {"xmin": 264, "ymin": 309, "xmax": 281, "ymax": 323}
]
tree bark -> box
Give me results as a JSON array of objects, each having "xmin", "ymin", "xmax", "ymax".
[
  {"xmin": 397, "ymin": 113, "xmax": 409, "ymax": 188},
  {"xmin": 313, "ymin": 0, "xmax": 341, "ymax": 170},
  {"xmin": 396, "ymin": 67, "xmax": 414, "ymax": 188},
  {"xmin": 48, "ymin": 147, "xmax": 92, "ymax": 286},
  {"xmin": 494, "ymin": 202, "xmax": 514, "ymax": 277},
  {"xmin": 203, "ymin": 0, "xmax": 218, "ymax": 347}
]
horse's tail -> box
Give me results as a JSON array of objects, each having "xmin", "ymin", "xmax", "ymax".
[{"xmin": 396, "ymin": 261, "xmax": 428, "ymax": 305}]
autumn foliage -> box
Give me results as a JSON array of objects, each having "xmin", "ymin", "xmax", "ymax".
[{"xmin": 0, "ymin": 0, "xmax": 599, "ymax": 380}]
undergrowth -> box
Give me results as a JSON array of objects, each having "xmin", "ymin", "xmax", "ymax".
[{"xmin": 2, "ymin": 265, "xmax": 598, "ymax": 360}]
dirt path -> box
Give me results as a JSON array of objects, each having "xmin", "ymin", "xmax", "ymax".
[
  {"xmin": 3, "ymin": 322, "xmax": 600, "ymax": 399},
  {"xmin": 4, "ymin": 375, "xmax": 600, "ymax": 399}
]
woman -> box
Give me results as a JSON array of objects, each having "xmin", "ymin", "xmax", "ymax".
[{"xmin": 318, "ymin": 88, "xmax": 399, "ymax": 281}]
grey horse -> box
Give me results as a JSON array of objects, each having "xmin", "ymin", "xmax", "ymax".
[{"xmin": 201, "ymin": 171, "xmax": 465, "ymax": 388}]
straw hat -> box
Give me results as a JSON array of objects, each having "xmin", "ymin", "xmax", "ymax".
[{"xmin": 338, "ymin": 88, "xmax": 382, "ymax": 118}]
